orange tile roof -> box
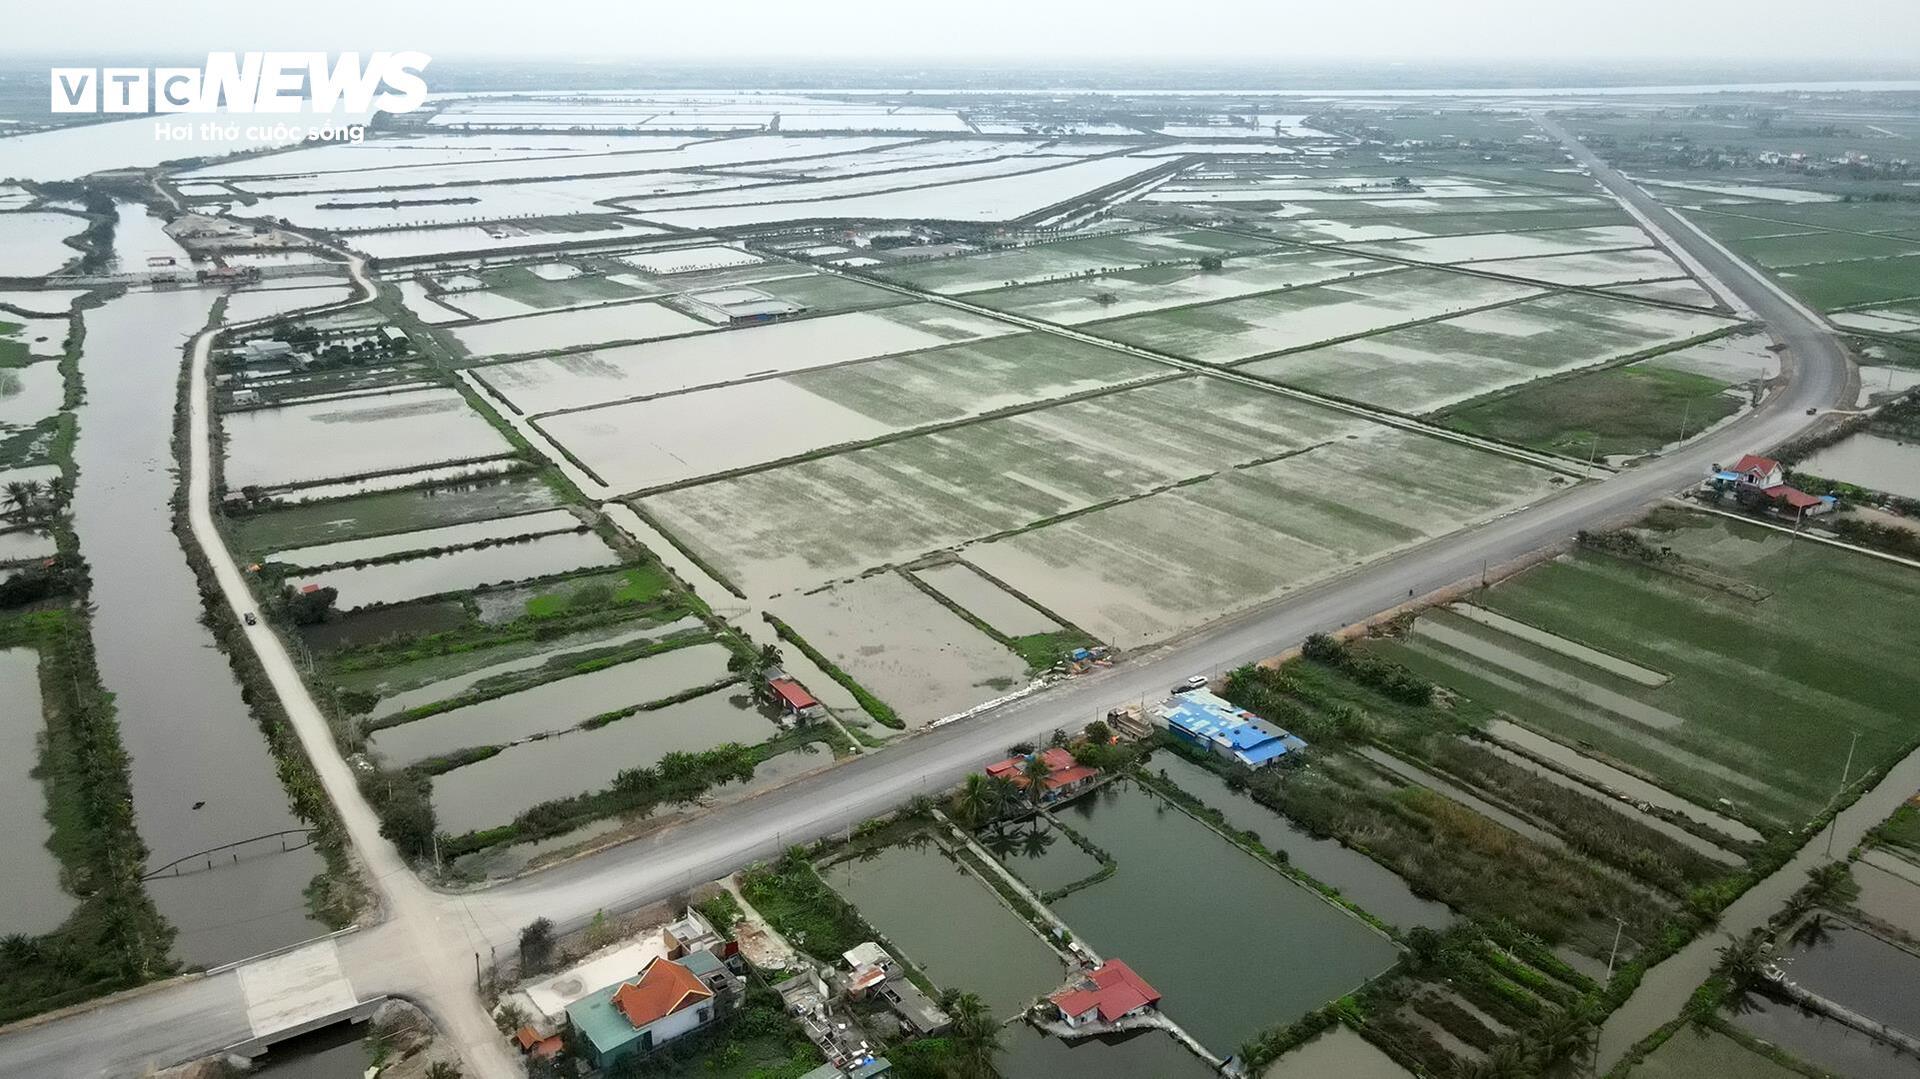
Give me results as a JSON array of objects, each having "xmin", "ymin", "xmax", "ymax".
[{"xmin": 612, "ymin": 956, "xmax": 713, "ymax": 1029}]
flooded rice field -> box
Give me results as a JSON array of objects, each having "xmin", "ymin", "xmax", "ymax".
[
  {"xmin": 1091, "ymin": 268, "xmax": 1540, "ymax": 365},
  {"xmin": 1241, "ymin": 291, "xmax": 1734, "ymax": 414},
  {"xmin": 0, "ymin": 648, "xmax": 73, "ymax": 936},
  {"xmin": 367, "ymin": 640, "xmax": 732, "ymax": 766},
  {"xmin": 1345, "ymin": 225, "xmax": 1649, "ymax": 264},
  {"xmin": 1639, "ymin": 332, "xmax": 1778, "ymax": 384},
  {"xmin": 445, "ymin": 299, "xmax": 709, "ymax": 358},
  {"xmin": 877, "ymin": 227, "xmax": 1260, "ymax": 294},
  {"xmin": 974, "ymin": 249, "xmax": 1379, "ymax": 325},
  {"xmin": 266, "ymin": 507, "xmax": 579, "ymax": 568},
  {"xmin": 74, "ymin": 282, "xmax": 326, "ymax": 964},
  {"xmin": 821, "ymin": 840, "xmax": 1067, "ymax": 1017},
  {"xmin": 769, "ymin": 572, "xmax": 1028, "ymax": 725},
  {"xmin": 537, "ymin": 332, "xmax": 1166, "ymax": 493},
  {"xmin": 1262, "ymin": 1023, "xmax": 1415, "ymax": 1079},
  {"xmin": 344, "ymin": 221, "xmax": 668, "ymax": 263},
  {"xmin": 233, "ymin": 473, "xmax": 563, "ymax": 553},
  {"xmin": 476, "ymin": 304, "xmax": 1017, "ymax": 414},
  {"xmin": 642, "ymin": 376, "xmax": 1379, "ymax": 598},
  {"xmin": 222, "ymin": 386, "xmax": 513, "ymax": 489},
  {"xmin": 999, "ymin": 1023, "xmax": 1216, "ymax": 1079},
  {"xmin": 266, "ymin": 459, "xmax": 524, "ymax": 502},
  {"xmin": 1050, "ymin": 781, "xmax": 1399, "ymax": 1055},
  {"xmin": 431, "ymin": 689, "xmax": 773, "ymax": 834},
  {"xmin": 913, "ymin": 562, "xmax": 1059, "ymax": 637},
  {"xmin": 0, "ymin": 211, "xmax": 86, "ymax": 276},
  {"xmin": 1468, "ymin": 247, "xmax": 1683, "ymax": 287},
  {"xmin": 290, "ymin": 529, "xmax": 617, "ymax": 610},
  {"xmin": 1796, "ymin": 431, "xmax": 1920, "ymax": 500},
  {"xmin": 1150, "ymin": 753, "xmax": 1453, "ymax": 932},
  {"xmin": 967, "ymin": 428, "xmax": 1558, "ymax": 648},
  {"xmin": 221, "ymin": 283, "xmax": 355, "ymax": 326}
]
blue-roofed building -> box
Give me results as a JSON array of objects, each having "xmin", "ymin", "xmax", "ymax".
[{"xmin": 1155, "ymin": 690, "xmax": 1306, "ymax": 768}]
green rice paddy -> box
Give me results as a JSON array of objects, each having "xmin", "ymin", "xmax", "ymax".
[{"xmin": 1373, "ymin": 514, "xmax": 1920, "ymax": 829}]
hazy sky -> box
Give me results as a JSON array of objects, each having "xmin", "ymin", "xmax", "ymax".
[{"xmin": 11, "ymin": 0, "xmax": 1920, "ymax": 64}]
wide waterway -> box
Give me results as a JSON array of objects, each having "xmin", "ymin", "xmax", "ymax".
[{"xmin": 71, "ymin": 221, "xmax": 327, "ymax": 965}]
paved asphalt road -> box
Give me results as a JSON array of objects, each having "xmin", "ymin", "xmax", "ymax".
[{"xmin": 0, "ymin": 120, "xmax": 1854, "ymax": 1078}]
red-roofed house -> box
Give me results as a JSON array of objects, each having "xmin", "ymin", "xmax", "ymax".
[
  {"xmin": 983, "ymin": 747, "xmax": 1098, "ymax": 802},
  {"xmin": 767, "ymin": 676, "xmax": 819, "ymax": 719},
  {"xmin": 1730, "ymin": 454, "xmax": 1784, "ymax": 489},
  {"xmin": 1049, "ymin": 960, "xmax": 1161, "ymax": 1029},
  {"xmin": 567, "ymin": 954, "xmax": 724, "ymax": 1067},
  {"xmin": 1766, "ymin": 485, "xmax": 1834, "ymax": 516},
  {"xmin": 612, "ymin": 955, "xmax": 714, "ymax": 1034}
]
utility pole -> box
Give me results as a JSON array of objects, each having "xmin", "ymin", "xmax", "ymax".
[
  {"xmin": 1677, "ymin": 397, "xmax": 1692, "ymax": 444},
  {"xmin": 1585, "ymin": 433, "xmax": 1600, "ymax": 479},
  {"xmin": 1605, "ymin": 917, "xmax": 1627, "ymax": 979},
  {"xmin": 1825, "ymin": 730, "xmax": 1862, "ymax": 856}
]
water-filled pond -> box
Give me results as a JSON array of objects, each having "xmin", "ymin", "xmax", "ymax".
[
  {"xmin": 1051, "ymin": 781, "xmax": 1401, "ymax": 1056},
  {"xmin": 1150, "ymin": 752, "xmax": 1453, "ymax": 932},
  {"xmin": 0, "ymin": 648, "xmax": 73, "ymax": 936},
  {"xmin": 368, "ymin": 641, "xmax": 732, "ymax": 765},
  {"xmin": 998, "ymin": 1022, "xmax": 1216, "ymax": 1079},
  {"xmin": 820, "ymin": 840, "xmax": 1067, "ymax": 1018},
  {"xmin": 290, "ymin": 529, "xmax": 619, "ymax": 609},
  {"xmin": 431, "ymin": 688, "xmax": 775, "ymax": 834},
  {"xmin": 1797, "ymin": 431, "xmax": 1920, "ymax": 500}
]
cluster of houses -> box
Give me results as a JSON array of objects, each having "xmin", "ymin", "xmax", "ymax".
[
  {"xmin": 1707, "ymin": 453, "xmax": 1836, "ymax": 519},
  {"xmin": 985, "ymin": 746, "xmax": 1099, "ymax": 804},
  {"xmin": 505, "ymin": 909, "xmax": 743, "ymax": 1070}
]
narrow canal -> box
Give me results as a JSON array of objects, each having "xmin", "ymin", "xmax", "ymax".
[{"xmin": 69, "ymin": 209, "xmax": 327, "ymax": 965}]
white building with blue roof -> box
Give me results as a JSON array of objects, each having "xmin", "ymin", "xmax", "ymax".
[{"xmin": 1154, "ymin": 689, "xmax": 1306, "ymax": 768}]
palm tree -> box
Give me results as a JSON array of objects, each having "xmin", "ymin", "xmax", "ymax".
[
  {"xmin": 1527, "ymin": 1006, "xmax": 1595, "ymax": 1071},
  {"xmin": 1713, "ymin": 933, "xmax": 1771, "ymax": 1015},
  {"xmin": 44, "ymin": 475, "xmax": 70, "ymax": 509},
  {"xmin": 1790, "ymin": 911, "xmax": 1837, "ymax": 950},
  {"xmin": 945, "ymin": 992, "xmax": 1002, "ymax": 1079},
  {"xmin": 1017, "ymin": 821, "xmax": 1056, "ymax": 860},
  {"xmin": 3, "ymin": 481, "xmax": 33, "ymax": 516},
  {"xmin": 1805, "ymin": 861, "xmax": 1859, "ymax": 908},
  {"xmin": 952, "ymin": 773, "xmax": 1002, "ymax": 830},
  {"xmin": 1022, "ymin": 753, "xmax": 1052, "ymax": 807},
  {"xmin": 980, "ymin": 826, "xmax": 1020, "ymax": 861}
]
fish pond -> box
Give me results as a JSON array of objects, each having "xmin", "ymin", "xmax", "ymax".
[
  {"xmin": 1149, "ymin": 752, "xmax": 1453, "ymax": 932},
  {"xmin": 0, "ymin": 648, "xmax": 73, "ymax": 937},
  {"xmin": 431, "ymin": 688, "xmax": 774, "ymax": 834},
  {"xmin": 367, "ymin": 640, "xmax": 732, "ymax": 766},
  {"xmin": 821, "ymin": 840, "xmax": 1067, "ymax": 1018},
  {"xmin": 1049, "ymin": 781, "xmax": 1401, "ymax": 1055}
]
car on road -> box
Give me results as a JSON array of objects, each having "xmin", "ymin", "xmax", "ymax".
[
  {"xmin": 243, "ymin": 612, "xmax": 257, "ymax": 626},
  {"xmin": 1172, "ymin": 675, "xmax": 1208, "ymax": 694}
]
